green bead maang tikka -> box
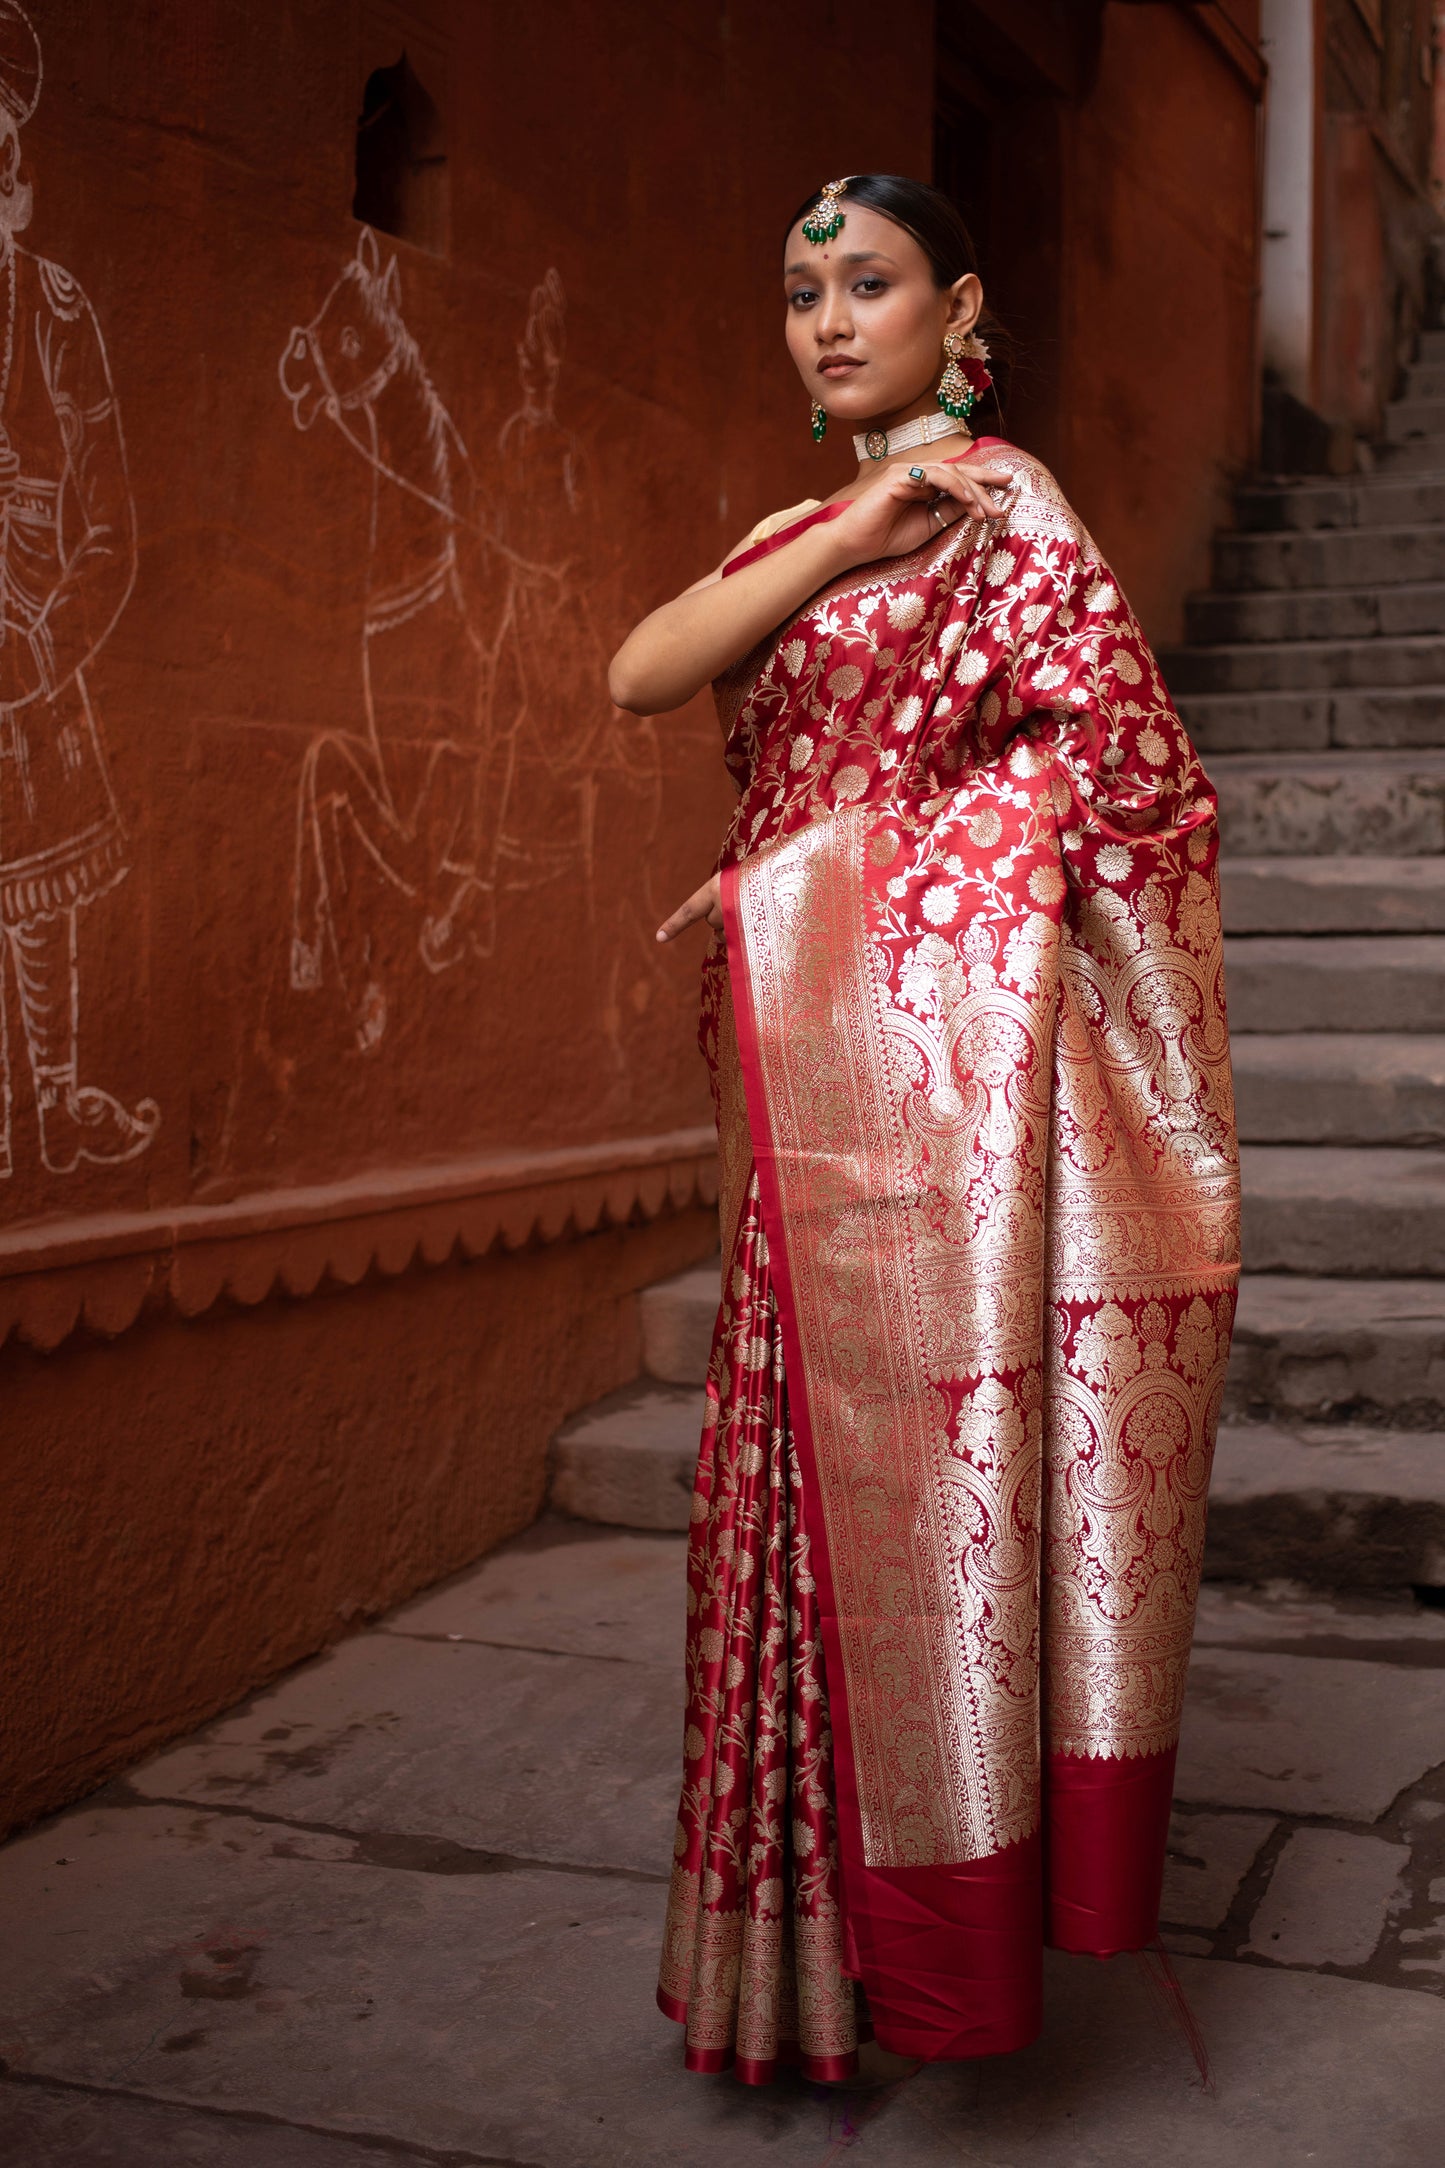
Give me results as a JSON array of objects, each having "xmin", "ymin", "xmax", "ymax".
[{"xmin": 801, "ymin": 176, "xmax": 849, "ymax": 246}]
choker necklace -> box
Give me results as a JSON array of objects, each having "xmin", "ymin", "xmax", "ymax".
[{"xmin": 853, "ymin": 409, "xmax": 966, "ymax": 463}]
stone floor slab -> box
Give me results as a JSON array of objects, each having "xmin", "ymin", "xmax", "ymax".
[
  {"xmin": 384, "ymin": 1522, "xmax": 687, "ymax": 1669},
  {"xmin": 1245, "ymin": 1828, "xmax": 1411, "ymax": 1969},
  {"xmin": 1, "ymin": 1805, "xmax": 1444, "ymax": 2167},
  {"xmin": 0, "ymin": 2080, "xmax": 450, "ymax": 2168},
  {"xmin": 130, "ymin": 1632, "xmax": 679, "ymax": 1878},
  {"xmin": 1162, "ymin": 1811, "xmax": 1276, "ymax": 1932},
  {"xmin": 1176, "ymin": 1647, "xmax": 1445, "ymax": 1818}
]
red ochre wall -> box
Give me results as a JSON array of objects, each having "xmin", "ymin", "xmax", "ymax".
[
  {"xmin": 1063, "ymin": 2, "xmax": 1261, "ymax": 644},
  {"xmin": 997, "ymin": 0, "xmax": 1263, "ymax": 647},
  {"xmin": 0, "ymin": 0, "xmax": 933, "ymax": 1837},
  {"xmin": 1057, "ymin": 2, "xmax": 1256, "ymax": 641}
]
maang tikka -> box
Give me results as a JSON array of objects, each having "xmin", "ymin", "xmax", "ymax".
[
  {"xmin": 801, "ymin": 175, "xmax": 851, "ymax": 245},
  {"xmin": 801, "ymin": 178, "xmax": 851, "ymax": 439},
  {"xmin": 938, "ymin": 329, "xmax": 993, "ymax": 425}
]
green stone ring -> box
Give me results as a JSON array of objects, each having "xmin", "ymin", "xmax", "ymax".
[{"xmin": 908, "ymin": 465, "xmax": 925, "ymax": 482}]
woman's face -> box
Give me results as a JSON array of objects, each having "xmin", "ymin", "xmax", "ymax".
[{"xmin": 783, "ymin": 203, "xmax": 981, "ymax": 430}]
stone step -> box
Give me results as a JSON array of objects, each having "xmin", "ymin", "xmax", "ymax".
[
  {"xmin": 1242, "ymin": 1144, "xmax": 1445, "ymax": 1276},
  {"xmin": 549, "ymin": 1379, "xmax": 701, "ymax": 1532},
  {"xmin": 1225, "ymin": 935, "xmax": 1445, "ymax": 1032},
  {"xmin": 1224, "ymin": 1275, "xmax": 1445, "ymax": 1425},
  {"xmin": 639, "ymin": 1259, "xmax": 718, "ymax": 1385},
  {"xmin": 1405, "ymin": 359, "xmax": 1445, "ymax": 402},
  {"xmin": 1383, "ymin": 399, "xmax": 1445, "ymax": 444},
  {"xmin": 1233, "ymin": 1035, "xmax": 1445, "ymax": 1146},
  {"xmin": 1233, "ymin": 471, "xmax": 1445, "ymax": 534},
  {"xmin": 1163, "ymin": 631, "xmax": 1445, "ymax": 695},
  {"xmin": 1205, "ymin": 1419, "xmax": 1445, "ymax": 1588},
  {"xmin": 1187, "ymin": 580, "xmax": 1445, "ymax": 647},
  {"xmin": 551, "ymin": 1385, "xmax": 1445, "ymax": 1590},
  {"xmin": 1213, "ymin": 523, "xmax": 1445, "ymax": 595},
  {"xmin": 1211, "ymin": 748, "xmax": 1445, "ymax": 855},
  {"xmin": 1221, "ymin": 856, "xmax": 1445, "ymax": 933},
  {"xmin": 1377, "ymin": 436, "xmax": 1445, "ymax": 474},
  {"xmin": 1179, "ymin": 687, "xmax": 1445, "ymax": 755}
]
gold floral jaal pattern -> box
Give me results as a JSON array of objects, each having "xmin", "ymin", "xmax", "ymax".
[{"xmin": 725, "ymin": 447, "xmax": 1240, "ymax": 1863}]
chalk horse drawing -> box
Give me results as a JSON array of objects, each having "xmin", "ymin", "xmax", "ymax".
[
  {"xmin": 279, "ymin": 226, "xmax": 503, "ymax": 1052},
  {"xmin": 0, "ymin": 1, "xmax": 157, "ymax": 1176},
  {"xmin": 279, "ymin": 237, "xmax": 662, "ymax": 1060}
]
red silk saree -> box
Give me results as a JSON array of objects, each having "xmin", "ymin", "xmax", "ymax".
[{"xmin": 658, "ymin": 442, "xmax": 1239, "ymax": 2080}]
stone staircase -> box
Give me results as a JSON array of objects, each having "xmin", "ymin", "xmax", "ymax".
[
  {"xmin": 551, "ymin": 339, "xmax": 1445, "ymax": 1592},
  {"xmin": 1161, "ymin": 330, "xmax": 1445, "ymax": 1585},
  {"xmin": 549, "ymin": 1264, "xmax": 715, "ymax": 1530}
]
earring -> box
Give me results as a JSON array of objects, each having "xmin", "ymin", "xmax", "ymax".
[
  {"xmin": 937, "ymin": 330, "xmax": 993, "ymax": 424},
  {"xmin": 810, "ymin": 398, "xmax": 827, "ymax": 444}
]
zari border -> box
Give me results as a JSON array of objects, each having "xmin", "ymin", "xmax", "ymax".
[{"xmin": 723, "ymin": 820, "xmax": 989, "ymax": 1874}]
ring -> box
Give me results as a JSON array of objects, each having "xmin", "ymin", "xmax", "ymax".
[
  {"xmin": 908, "ymin": 465, "xmax": 925, "ymax": 482},
  {"xmin": 931, "ymin": 504, "xmax": 946, "ymax": 528}
]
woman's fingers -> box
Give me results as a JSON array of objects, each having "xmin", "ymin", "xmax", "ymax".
[
  {"xmin": 897, "ymin": 460, "xmax": 1015, "ymax": 527},
  {"xmin": 929, "ymin": 462, "xmax": 1015, "ymax": 524},
  {"xmin": 656, "ymin": 875, "xmax": 724, "ymax": 943}
]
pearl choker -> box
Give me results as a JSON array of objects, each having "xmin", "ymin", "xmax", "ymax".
[{"xmin": 852, "ymin": 409, "xmax": 968, "ymax": 463}]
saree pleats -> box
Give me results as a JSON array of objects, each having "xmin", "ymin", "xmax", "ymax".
[
  {"xmin": 659, "ymin": 442, "xmax": 1240, "ymax": 2069},
  {"xmin": 658, "ymin": 1092, "xmax": 860, "ymax": 2084}
]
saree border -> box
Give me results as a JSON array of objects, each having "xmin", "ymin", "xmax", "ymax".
[
  {"xmin": 722, "ymin": 814, "xmax": 1038, "ymax": 1869},
  {"xmin": 723, "ymin": 833, "xmax": 1045, "ymax": 2059}
]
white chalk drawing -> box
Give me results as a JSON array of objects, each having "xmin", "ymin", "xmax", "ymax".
[
  {"xmin": 279, "ymin": 238, "xmax": 662, "ymax": 1064},
  {"xmin": 0, "ymin": 3, "xmax": 158, "ymax": 1178},
  {"xmin": 279, "ymin": 225, "xmax": 495, "ymax": 1052},
  {"xmin": 489, "ymin": 269, "xmax": 665, "ymax": 1074}
]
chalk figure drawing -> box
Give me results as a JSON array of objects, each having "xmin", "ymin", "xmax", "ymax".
[
  {"xmin": 279, "ymin": 235, "xmax": 661, "ymax": 1062},
  {"xmin": 492, "ymin": 269, "xmax": 665, "ymax": 1074},
  {"xmin": 0, "ymin": 2, "xmax": 157, "ymax": 1177}
]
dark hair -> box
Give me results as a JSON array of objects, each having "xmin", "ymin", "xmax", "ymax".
[{"xmin": 784, "ymin": 173, "xmax": 1009, "ymax": 425}]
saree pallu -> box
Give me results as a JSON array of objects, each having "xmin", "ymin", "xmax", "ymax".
[{"xmin": 659, "ymin": 442, "xmax": 1239, "ymax": 2076}]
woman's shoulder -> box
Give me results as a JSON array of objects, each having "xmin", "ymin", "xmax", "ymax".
[{"xmin": 964, "ymin": 441, "xmax": 1097, "ymax": 557}]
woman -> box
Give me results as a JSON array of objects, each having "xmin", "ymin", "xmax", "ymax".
[{"xmin": 610, "ymin": 174, "xmax": 1238, "ymax": 2086}]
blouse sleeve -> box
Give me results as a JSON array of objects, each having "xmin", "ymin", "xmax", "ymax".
[{"xmin": 736, "ymin": 498, "xmax": 823, "ymax": 551}]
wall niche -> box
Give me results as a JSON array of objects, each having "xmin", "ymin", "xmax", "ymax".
[{"xmin": 352, "ymin": 51, "xmax": 448, "ymax": 255}]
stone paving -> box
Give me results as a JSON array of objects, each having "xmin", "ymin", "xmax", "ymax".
[{"xmin": 3, "ymin": 1518, "xmax": 1444, "ymax": 2167}]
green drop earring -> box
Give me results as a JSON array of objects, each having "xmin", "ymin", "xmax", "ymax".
[
  {"xmin": 810, "ymin": 398, "xmax": 827, "ymax": 444},
  {"xmin": 937, "ymin": 330, "xmax": 993, "ymax": 425}
]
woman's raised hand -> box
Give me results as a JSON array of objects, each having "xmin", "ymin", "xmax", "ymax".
[
  {"xmin": 830, "ymin": 457, "xmax": 1015, "ymax": 569},
  {"xmin": 656, "ymin": 872, "xmax": 723, "ymax": 944}
]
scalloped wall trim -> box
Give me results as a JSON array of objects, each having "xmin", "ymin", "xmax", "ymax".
[{"xmin": 0, "ymin": 1126, "xmax": 720, "ymax": 1355}]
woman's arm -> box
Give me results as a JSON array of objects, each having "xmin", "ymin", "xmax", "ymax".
[{"xmin": 609, "ymin": 454, "xmax": 1013, "ymax": 717}]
